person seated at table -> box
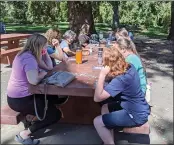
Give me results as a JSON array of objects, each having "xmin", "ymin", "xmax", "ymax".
[
  {"xmin": 45, "ymin": 28, "xmax": 67, "ymax": 66},
  {"xmin": 78, "ymin": 33, "xmax": 90, "ymax": 48},
  {"xmin": 93, "ymin": 47, "xmax": 150, "ymax": 144},
  {"xmin": 7, "ymin": 34, "xmax": 67, "ymax": 145},
  {"xmin": 80, "ymin": 19, "xmax": 90, "ymax": 36},
  {"xmin": 115, "ymin": 37, "xmax": 147, "ymax": 95},
  {"xmin": 60, "ymin": 30, "xmax": 76, "ymax": 57},
  {"xmin": 78, "ymin": 19, "xmax": 90, "ymax": 46},
  {"xmin": 115, "ymin": 27, "xmax": 134, "ymax": 41}
]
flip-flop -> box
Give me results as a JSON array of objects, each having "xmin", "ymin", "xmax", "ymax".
[{"xmin": 15, "ymin": 134, "xmax": 40, "ymax": 145}]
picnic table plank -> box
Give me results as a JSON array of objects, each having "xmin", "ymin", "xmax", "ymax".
[
  {"xmin": 29, "ymin": 48, "xmax": 100, "ymax": 97},
  {"xmin": 0, "ymin": 33, "xmax": 31, "ymax": 49}
]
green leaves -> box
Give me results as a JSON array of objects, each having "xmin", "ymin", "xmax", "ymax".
[{"xmin": 1, "ymin": 1, "xmax": 171, "ymax": 31}]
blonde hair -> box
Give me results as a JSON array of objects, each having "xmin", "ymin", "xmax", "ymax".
[
  {"xmin": 18, "ymin": 34, "xmax": 47, "ymax": 61},
  {"xmin": 116, "ymin": 37, "xmax": 137, "ymax": 54},
  {"xmin": 116, "ymin": 28, "xmax": 129, "ymax": 38},
  {"xmin": 45, "ymin": 28, "xmax": 61, "ymax": 46},
  {"xmin": 116, "ymin": 37, "xmax": 147, "ymax": 75},
  {"xmin": 103, "ymin": 47, "xmax": 130, "ymax": 78}
]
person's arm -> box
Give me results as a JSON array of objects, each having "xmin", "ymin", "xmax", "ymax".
[
  {"xmin": 94, "ymin": 66, "xmax": 125, "ymax": 102},
  {"xmin": 38, "ymin": 52, "xmax": 53, "ymax": 71},
  {"xmin": 63, "ymin": 47, "xmax": 76, "ymax": 55},
  {"xmin": 60, "ymin": 40, "xmax": 75, "ymax": 55},
  {"xmin": 50, "ymin": 45, "xmax": 66, "ymax": 61},
  {"xmin": 43, "ymin": 52, "xmax": 53, "ymax": 68},
  {"xmin": 94, "ymin": 66, "xmax": 111, "ymax": 102},
  {"xmin": 23, "ymin": 56, "xmax": 47, "ymax": 85},
  {"xmin": 26, "ymin": 70, "xmax": 47, "ymax": 85},
  {"xmin": 51, "ymin": 39, "xmax": 68, "ymax": 61}
]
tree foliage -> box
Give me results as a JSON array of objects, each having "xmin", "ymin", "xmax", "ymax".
[
  {"xmin": 0, "ymin": 1, "xmax": 171, "ymax": 30},
  {"xmin": 168, "ymin": 1, "xmax": 174, "ymax": 40}
]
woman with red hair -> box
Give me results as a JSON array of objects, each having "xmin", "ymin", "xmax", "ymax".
[{"xmin": 93, "ymin": 48, "xmax": 150, "ymax": 144}]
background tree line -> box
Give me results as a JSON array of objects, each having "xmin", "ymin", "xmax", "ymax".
[{"xmin": 0, "ymin": 1, "xmax": 173, "ymax": 39}]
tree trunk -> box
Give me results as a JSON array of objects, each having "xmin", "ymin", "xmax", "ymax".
[
  {"xmin": 168, "ymin": 1, "xmax": 174, "ymax": 40},
  {"xmin": 111, "ymin": 1, "xmax": 120, "ymax": 30},
  {"xmin": 67, "ymin": 1, "xmax": 96, "ymax": 37}
]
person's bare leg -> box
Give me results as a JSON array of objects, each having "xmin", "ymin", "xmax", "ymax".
[
  {"xmin": 101, "ymin": 104, "xmax": 114, "ymax": 138},
  {"xmin": 93, "ymin": 115, "xmax": 115, "ymax": 144},
  {"xmin": 101, "ymin": 104, "xmax": 109, "ymax": 115}
]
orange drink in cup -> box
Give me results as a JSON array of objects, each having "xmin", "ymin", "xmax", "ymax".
[{"xmin": 76, "ymin": 50, "xmax": 82, "ymax": 64}]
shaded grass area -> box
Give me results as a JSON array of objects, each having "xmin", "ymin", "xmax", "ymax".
[
  {"xmin": 5, "ymin": 23, "xmax": 168, "ymax": 39},
  {"xmin": 135, "ymin": 26, "xmax": 168, "ymax": 39}
]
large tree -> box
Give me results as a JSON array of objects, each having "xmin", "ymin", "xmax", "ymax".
[
  {"xmin": 168, "ymin": 1, "xmax": 174, "ymax": 40},
  {"xmin": 110, "ymin": 1, "xmax": 120, "ymax": 30},
  {"xmin": 67, "ymin": 1, "xmax": 96, "ymax": 36}
]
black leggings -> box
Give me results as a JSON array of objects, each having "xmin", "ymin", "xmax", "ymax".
[{"xmin": 7, "ymin": 94, "xmax": 62, "ymax": 133}]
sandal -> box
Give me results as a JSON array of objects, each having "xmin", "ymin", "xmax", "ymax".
[{"xmin": 15, "ymin": 134, "xmax": 40, "ymax": 145}]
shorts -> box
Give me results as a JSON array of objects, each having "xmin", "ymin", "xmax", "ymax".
[{"xmin": 102, "ymin": 101, "xmax": 137, "ymax": 129}]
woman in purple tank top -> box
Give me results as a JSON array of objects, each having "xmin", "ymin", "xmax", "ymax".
[{"xmin": 7, "ymin": 34, "xmax": 66, "ymax": 145}]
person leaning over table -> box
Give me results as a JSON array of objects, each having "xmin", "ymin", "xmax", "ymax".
[
  {"xmin": 115, "ymin": 27, "xmax": 134, "ymax": 41},
  {"xmin": 7, "ymin": 34, "xmax": 68, "ymax": 145},
  {"xmin": 45, "ymin": 28, "xmax": 68, "ymax": 66},
  {"xmin": 93, "ymin": 47, "xmax": 150, "ymax": 144},
  {"xmin": 60, "ymin": 30, "xmax": 77, "ymax": 57}
]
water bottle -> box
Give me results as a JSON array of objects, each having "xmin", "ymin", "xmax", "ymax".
[
  {"xmin": 89, "ymin": 47, "xmax": 93, "ymax": 55},
  {"xmin": 99, "ymin": 31, "xmax": 103, "ymax": 41},
  {"xmin": 109, "ymin": 32, "xmax": 112, "ymax": 41},
  {"xmin": 98, "ymin": 48, "xmax": 103, "ymax": 65},
  {"xmin": 106, "ymin": 38, "xmax": 111, "ymax": 48}
]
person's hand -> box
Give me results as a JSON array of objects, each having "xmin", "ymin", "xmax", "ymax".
[
  {"xmin": 39, "ymin": 70, "xmax": 47, "ymax": 78},
  {"xmin": 62, "ymin": 55, "xmax": 69, "ymax": 62},
  {"xmin": 100, "ymin": 65, "xmax": 110, "ymax": 76},
  {"xmin": 52, "ymin": 39, "xmax": 59, "ymax": 47},
  {"xmin": 82, "ymin": 50, "xmax": 90, "ymax": 56}
]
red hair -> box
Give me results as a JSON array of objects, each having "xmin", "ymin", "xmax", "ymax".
[{"xmin": 103, "ymin": 47, "xmax": 130, "ymax": 78}]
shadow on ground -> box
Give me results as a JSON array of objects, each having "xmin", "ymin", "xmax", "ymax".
[
  {"xmin": 150, "ymin": 115, "xmax": 173, "ymax": 144},
  {"xmin": 135, "ymin": 38, "xmax": 174, "ymax": 79}
]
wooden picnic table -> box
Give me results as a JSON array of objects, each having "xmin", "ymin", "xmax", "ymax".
[
  {"xmin": 0, "ymin": 33, "xmax": 31, "ymax": 49},
  {"xmin": 29, "ymin": 47, "xmax": 103, "ymax": 124}
]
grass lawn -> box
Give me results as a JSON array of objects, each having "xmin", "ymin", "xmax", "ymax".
[{"xmin": 5, "ymin": 22, "xmax": 168, "ymax": 39}]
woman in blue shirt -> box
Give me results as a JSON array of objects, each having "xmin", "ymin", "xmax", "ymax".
[
  {"xmin": 60, "ymin": 30, "xmax": 77, "ymax": 57},
  {"xmin": 45, "ymin": 28, "xmax": 67, "ymax": 66},
  {"xmin": 93, "ymin": 48, "xmax": 150, "ymax": 144}
]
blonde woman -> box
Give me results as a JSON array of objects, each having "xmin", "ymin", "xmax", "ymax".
[
  {"xmin": 7, "ymin": 34, "xmax": 62, "ymax": 145},
  {"xmin": 115, "ymin": 27, "xmax": 134, "ymax": 40},
  {"xmin": 45, "ymin": 28, "xmax": 67, "ymax": 66},
  {"xmin": 93, "ymin": 48, "xmax": 150, "ymax": 144}
]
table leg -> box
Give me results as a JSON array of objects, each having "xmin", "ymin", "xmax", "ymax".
[
  {"xmin": 8, "ymin": 40, "xmax": 19, "ymax": 49},
  {"xmin": 59, "ymin": 96, "xmax": 101, "ymax": 124}
]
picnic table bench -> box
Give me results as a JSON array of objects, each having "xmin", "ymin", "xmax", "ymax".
[
  {"xmin": 0, "ymin": 47, "xmax": 22, "ymax": 65},
  {"xmin": 0, "ymin": 33, "xmax": 31, "ymax": 65},
  {"xmin": 0, "ymin": 33, "xmax": 31, "ymax": 49}
]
